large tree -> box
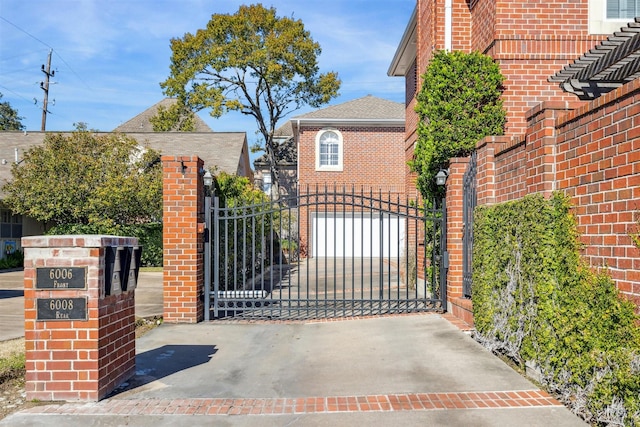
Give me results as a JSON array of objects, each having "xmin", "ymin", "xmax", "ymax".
[
  {"xmin": 0, "ymin": 92, "xmax": 25, "ymax": 131},
  {"xmin": 159, "ymin": 3, "xmax": 340, "ymax": 197},
  {"xmin": 2, "ymin": 131, "xmax": 162, "ymax": 227},
  {"xmin": 410, "ymin": 50, "xmax": 506, "ymax": 201}
]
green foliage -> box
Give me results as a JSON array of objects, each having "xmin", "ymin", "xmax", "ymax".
[
  {"xmin": 0, "ymin": 92, "xmax": 25, "ymax": 131},
  {"xmin": 2, "ymin": 131, "xmax": 162, "ymax": 227},
  {"xmin": 149, "ymin": 102, "xmax": 196, "ymax": 131},
  {"xmin": 411, "ymin": 51, "xmax": 506, "ymax": 200},
  {"xmin": 473, "ymin": 193, "xmax": 640, "ymax": 425},
  {"xmin": 159, "ymin": 3, "xmax": 340, "ymax": 195},
  {"xmin": 46, "ymin": 223, "xmax": 163, "ymax": 267},
  {"xmin": 214, "ymin": 172, "xmax": 274, "ymax": 290},
  {"xmin": 631, "ymin": 213, "xmax": 640, "ymax": 249},
  {"xmin": 0, "ymin": 251, "xmax": 23, "ymax": 270}
]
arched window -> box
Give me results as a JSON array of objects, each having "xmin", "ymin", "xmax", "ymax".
[{"xmin": 315, "ymin": 129, "xmax": 343, "ymax": 171}]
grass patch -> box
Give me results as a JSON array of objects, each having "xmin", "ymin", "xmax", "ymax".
[{"xmin": 0, "ymin": 339, "xmax": 25, "ymax": 384}]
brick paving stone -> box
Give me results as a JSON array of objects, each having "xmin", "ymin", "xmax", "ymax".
[{"xmin": 18, "ymin": 389, "xmax": 565, "ymax": 417}]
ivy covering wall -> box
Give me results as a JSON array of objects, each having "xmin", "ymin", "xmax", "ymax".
[{"xmin": 472, "ymin": 193, "xmax": 640, "ymax": 426}]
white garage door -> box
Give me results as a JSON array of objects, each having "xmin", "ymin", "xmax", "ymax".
[{"xmin": 311, "ymin": 212, "xmax": 405, "ymax": 257}]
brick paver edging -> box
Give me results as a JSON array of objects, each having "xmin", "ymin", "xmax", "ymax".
[{"xmin": 23, "ymin": 390, "xmax": 561, "ymax": 416}]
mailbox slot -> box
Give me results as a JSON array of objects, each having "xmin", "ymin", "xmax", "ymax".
[
  {"xmin": 104, "ymin": 246, "xmax": 124, "ymax": 296},
  {"xmin": 105, "ymin": 245, "xmax": 143, "ymax": 295},
  {"xmin": 125, "ymin": 246, "xmax": 142, "ymax": 292}
]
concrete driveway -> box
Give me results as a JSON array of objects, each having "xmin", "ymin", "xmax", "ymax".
[
  {"xmin": 1, "ymin": 314, "xmax": 587, "ymax": 426},
  {"xmin": 0, "ymin": 268, "xmax": 588, "ymax": 426}
]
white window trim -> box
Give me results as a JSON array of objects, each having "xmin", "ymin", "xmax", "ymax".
[
  {"xmin": 589, "ymin": 0, "xmax": 637, "ymax": 34},
  {"xmin": 315, "ymin": 128, "xmax": 344, "ymax": 171}
]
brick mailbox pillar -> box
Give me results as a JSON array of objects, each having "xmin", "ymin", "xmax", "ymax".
[{"xmin": 22, "ymin": 235, "xmax": 141, "ymax": 401}]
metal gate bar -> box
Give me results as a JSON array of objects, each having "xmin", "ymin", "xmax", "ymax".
[
  {"xmin": 462, "ymin": 151, "xmax": 477, "ymax": 299},
  {"xmin": 207, "ymin": 185, "xmax": 447, "ymax": 320}
]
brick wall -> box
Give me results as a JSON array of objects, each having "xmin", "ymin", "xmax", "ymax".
[
  {"xmin": 410, "ymin": 0, "xmax": 604, "ymax": 136},
  {"xmin": 493, "ymin": 136, "xmax": 527, "ymax": 203},
  {"xmin": 470, "ymin": 84, "xmax": 640, "ymax": 311},
  {"xmin": 297, "ymin": 126, "xmax": 405, "ymax": 191},
  {"xmin": 553, "ymin": 83, "xmax": 640, "ymax": 307},
  {"xmin": 162, "ymin": 156, "xmax": 205, "ymax": 323}
]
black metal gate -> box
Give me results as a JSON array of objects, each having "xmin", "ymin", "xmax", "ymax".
[
  {"xmin": 462, "ymin": 151, "xmax": 477, "ymax": 298},
  {"xmin": 204, "ymin": 186, "xmax": 447, "ymax": 320}
]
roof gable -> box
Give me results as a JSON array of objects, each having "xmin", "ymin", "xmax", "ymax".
[{"xmin": 113, "ymin": 98, "xmax": 213, "ymax": 132}]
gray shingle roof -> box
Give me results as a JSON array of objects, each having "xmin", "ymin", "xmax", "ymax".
[
  {"xmin": 0, "ymin": 131, "xmax": 248, "ymax": 198},
  {"xmin": 114, "ymin": 98, "xmax": 213, "ymax": 132},
  {"xmin": 293, "ymin": 95, "xmax": 404, "ymax": 121}
]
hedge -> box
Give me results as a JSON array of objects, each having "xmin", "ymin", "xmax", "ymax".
[
  {"xmin": 473, "ymin": 193, "xmax": 640, "ymax": 426},
  {"xmin": 46, "ymin": 222, "xmax": 162, "ymax": 267}
]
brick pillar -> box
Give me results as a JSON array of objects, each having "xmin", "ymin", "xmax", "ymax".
[
  {"xmin": 476, "ymin": 136, "xmax": 511, "ymax": 206},
  {"xmin": 445, "ymin": 157, "xmax": 473, "ymax": 324},
  {"xmin": 525, "ymin": 102, "xmax": 575, "ymax": 197},
  {"xmin": 162, "ymin": 156, "xmax": 205, "ymax": 323},
  {"xmin": 22, "ymin": 235, "xmax": 138, "ymax": 401}
]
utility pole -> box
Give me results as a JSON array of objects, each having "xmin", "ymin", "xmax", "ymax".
[{"xmin": 40, "ymin": 49, "xmax": 54, "ymax": 131}]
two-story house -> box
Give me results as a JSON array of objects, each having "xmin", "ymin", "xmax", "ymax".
[{"xmin": 389, "ymin": 0, "xmax": 640, "ymax": 316}]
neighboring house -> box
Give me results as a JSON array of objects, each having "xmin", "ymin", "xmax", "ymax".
[
  {"xmin": 388, "ymin": 0, "xmax": 620, "ymax": 198},
  {"xmin": 0, "ymin": 100, "xmax": 252, "ymax": 257},
  {"xmin": 292, "ymin": 95, "xmax": 406, "ymax": 257},
  {"xmin": 389, "ymin": 1, "xmax": 640, "ymax": 316}
]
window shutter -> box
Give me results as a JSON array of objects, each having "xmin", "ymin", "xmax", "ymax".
[{"xmin": 608, "ymin": 0, "xmax": 620, "ymax": 19}]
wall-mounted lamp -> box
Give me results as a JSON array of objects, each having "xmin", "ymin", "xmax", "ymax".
[
  {"xmin": 435, "ymin": 169, "xmax": 449, "ymax": 186},
  {"xmin": 181, "ymin": 161, "xmax": 187, "ymax": 175},
  {"xmin": 203, "ymin": 170, "xmax": 213, "ymax": 190}
]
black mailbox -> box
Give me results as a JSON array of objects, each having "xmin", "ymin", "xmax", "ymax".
[
  {"xmin": 104, "ymin": 246, "xmax": 125, "ymax": 296},
  {"xmin": 105, "ymin": 245, "xmax": 143, "ymax": 295},
  {"xmin": 125, "ymin": 246, "xmax": 142, "ymax": 292}
]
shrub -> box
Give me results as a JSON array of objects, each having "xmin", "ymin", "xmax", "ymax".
[
  {"xmin": 0, "ymin": 250, "xmax": 23, "ymax": 270},
  {"xmin": 410, "ymin": 50, "xmax": 506, "ymax": 201},
  {"xmin": 473, "ymin": 193, "xmax": 640, "ymax": 426},
  {"xmin": 46, "ymin": 223, "xmax": 162, "ymax": 267}
]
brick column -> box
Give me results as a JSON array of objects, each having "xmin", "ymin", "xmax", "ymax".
[
  {"xmin": 445, "ymin": 157, "xmax": 473, "ymax": 324},
  {"xmin": 162, "ymin": 156, "xmax": 205, "ymax": 323},
  {"xmin": 22, "ymin": 235, "xmax": 138, "ymax": 402},
  {"xmin": 525, "ymin": 102, "xmax": 576, "ymax": 197},
  {"xmin": 476, "ymin": 136, "xmax": 511, "ymax": 206}
]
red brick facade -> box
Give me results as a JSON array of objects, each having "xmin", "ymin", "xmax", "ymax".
[
  {"xmin": 162, "ymin": 156, "xmax": 205, "ymax": 323},
  {"xmin": 412, "ymin": 0, "xmax": 604, "ymax": 137},
  {"xmin": 401, "ymin": 0, "xmax": 640, "ymax": 318},
  {"xmin": 297, "ymin": 125, "xmax": 405, "ymax": 255},
  {"xmin": 465, "ymin": 88, "xmax": 640, "ymax": 310},
  {"xmin": 22, "ymin": 235, "xmax": 138, "ymax": 401}
]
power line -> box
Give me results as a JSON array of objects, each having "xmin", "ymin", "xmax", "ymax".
[
  {"xmin": 51, "ymin": 50, "xmax": 91, "ymax": 91},
  {"xmin": 0, "ymin": 16, "xmax": 91, "ymax": 91},
  {"xmin": 0, "ymin": 16, "xmax": 52, "ymax": 49},
  {"xmin": 0, "ymin": 83, "xmax": 40, "ymax": 110}
]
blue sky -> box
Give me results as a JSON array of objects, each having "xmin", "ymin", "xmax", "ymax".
[{"xmin": 0, "ymin": 0, "xmax": 414, "ymax": 153}]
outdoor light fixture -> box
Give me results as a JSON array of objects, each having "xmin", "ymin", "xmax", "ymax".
[
  {"xmin": 203, "ymin": 170, "xmax": 213, "ymax": 189},
  {"xmin": 435, "ymin": 169, "xmax": 449, "ymax": 186}
]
